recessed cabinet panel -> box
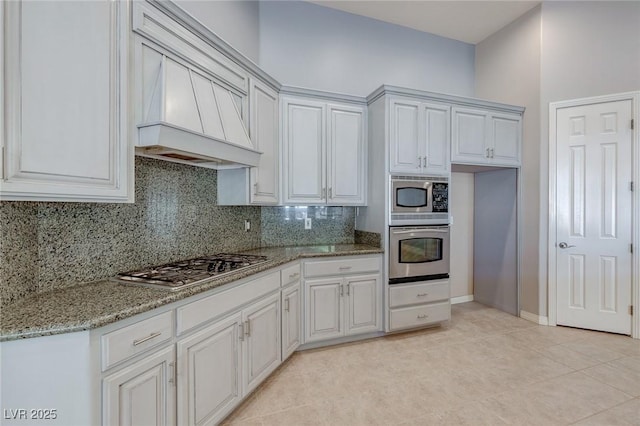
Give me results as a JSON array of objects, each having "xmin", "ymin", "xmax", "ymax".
[
  {"xmin": 250, "ymin": 79, "xmax": 279, "ymax": 204},
  {"xmin": 283, "ymin": 100, "xmax": 325, "ymax": 203},
  {"xmin": 282, "ymin": 283, "xmax": 301, "ymax": 359},
  {"xmin": 451, "ymin": 108, "xmax": 488, "ymax": 163},
  {"xmin": 328, "ymin": 105, "xmax": 365, "ymax": 204},
  {"xmin": 243, "ymin": 293, "xmax": 280, "ymax": 395},
  {"xmin": 490, "ymin": 113, "xmax": 521, "ymax": 166},
  {"xmin": 1, "ymin": 0, "xmax": 131, "ymax": 201},
  {"xmin": 305, "ymin": 278, "xmax": 343, "ymax": 343},
  {"xmin": 345, "ymin": 275, "xmax": 380, "ymax": 335},
  {"xmin": 390, "ymin": 100, "xmax": 421, "ymax": 173}
]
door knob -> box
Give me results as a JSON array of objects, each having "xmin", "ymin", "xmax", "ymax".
[{"xmin": 558, "ymin": 242, "xmax": 575, "ymax": 249}]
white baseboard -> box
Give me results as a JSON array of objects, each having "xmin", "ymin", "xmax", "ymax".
[
  {"xmin": 451, "ymin": 295, "xmax": 474, "ymax": 304},
  {"xmin": 520, "ymin": 310, "xmax": 549, "ymax": 325}
]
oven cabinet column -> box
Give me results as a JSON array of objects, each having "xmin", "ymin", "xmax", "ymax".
[
  {"xmin": 388, "ymin": 97, "xmax": 450, "ymax": 176},
  {"xmin": 302, "ymin": 255, "xmax": 383, "ymax": 345},
  {"xmin": 387, "ymin": 279, "xmax": 451, "ymax": 332}
]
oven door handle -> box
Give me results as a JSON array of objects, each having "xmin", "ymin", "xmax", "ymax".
[{"xmin": 391, "ymin": 229, "xmax": 449, "ymax": 235}]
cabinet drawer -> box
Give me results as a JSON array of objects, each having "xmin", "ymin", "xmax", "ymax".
[
  {"xmin": 281, "ymin": 263, "xmax": 301, "ymax": 287},
  {"xmin": 389, "ymin": 280, "xmax": 449, "ymax": 308},
  {"xmin": 304, "ymin": 256, "xmax": 380, "ymax": 278},
  {"xmin": 177, "ymin": 271, "xmax": 280, "ymax": 335},
  {"xmin": 101, "ymin": 311, "xmax": 173, "ymax": 371},
  {"xmin": 389, "ymin": 301, "xmax": 450, "ymax": 332}
]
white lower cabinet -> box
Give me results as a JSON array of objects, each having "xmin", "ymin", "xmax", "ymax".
[
  {"xmin": 388, "ymin": 279, "xmax": 451, "ymax": 332},
  {"xmin": 282, "ymin": 281, "xmax": 302, "ymax": 360},
  {"xmin": 177, "ymin": 313, "xmax": 243, "ymax": 426},
  {"xmin": 103, "ymin": 346, "xmax": 176, "ymax": 426},
  {"xmin": 303, "ymin": 255, "xmax": 382, "ymax": 345}
]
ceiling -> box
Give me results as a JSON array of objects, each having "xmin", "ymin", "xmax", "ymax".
[{"xmin": 308, "ymin": 1, "xmax": 541, "ymax": 44}]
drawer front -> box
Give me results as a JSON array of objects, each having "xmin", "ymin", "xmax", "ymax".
[
  {"xmin": 389, "ymin": 301, "xmax": 450, "ymax": 332},
  {"xmin": 304, "ymin": 256, "xmax": 380, "ymax": 278},
  {"xmin": 389, "ymin": 280, "xmax": 450, "ymax": 308},
  {"xmin": 102, "ymin": 310, "xmax": 173, "ymax": 371},
  {"xmin": 281, "ymin": 263, "xmax": 301, "ymax": 287},
  {"xmin": 177, "ymin": 271, "xmax": 280, "ymax": 335}
]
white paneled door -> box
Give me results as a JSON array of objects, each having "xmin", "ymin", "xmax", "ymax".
[{"xmin": 556, "ymin": 100, "xmax": 633, "ymax": 335}]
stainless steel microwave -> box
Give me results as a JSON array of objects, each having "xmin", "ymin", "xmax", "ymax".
[{"xmin": 390, "ymin": 175, "xmax": 449, "ymax": 225}]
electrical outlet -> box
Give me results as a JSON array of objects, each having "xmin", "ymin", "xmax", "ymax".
[
  {"xmin": 304, "ymin": 218, "xmax": 312, "ymax": 230},
  {"xmin": 244, "ymin": 219, "xmax": 251, "ymax": 232}
]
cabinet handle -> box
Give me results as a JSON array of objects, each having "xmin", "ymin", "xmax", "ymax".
[
  {"xmin": 253, "ymin": 182, "xmax": 258, "ymax": 195},
  {"xmin": 289, "ymin": 272, "xmax": 300, "ymax": 280},
  {"xmin": 338, "ymin": 266, "xmax": 352, "ymax": 271},
  {"xmin": 422, "ymin": 156, "xmax": 427, "ymax": 168},
  {"xmin": 239, "ymin": 323, "xmax": 245, "ymax": 341},
  {"xmin": 284, "ymin": 298, "xmax": 290, "ymax": 312},
  {"xmin": 245, "ymin": 320, "xmax": 251, "ymax": 337},
  {"xmin": 417, "ymin": 314, "xmax": 429, "ymax": 320},
  {"xmin": 486, "ymin": 148, "xmax": 490, "ymax": 158},
  {"xmin": 416, "ymin": 293, "xmax": 429, "ymax": 297},
  {"xmin": 329, "ymin": 187, "xmax": 332, "ymax": 199},
  {"xmin": 168, "ymin": 361, "xmax": 176, "ymax": 386},
  {"xmin": 417, "ymin": 156, "xmax": 422, "ymax": 169},
  {"xmin": 490, "ymin": 148, "xmax": 495, "ymax": 158},
  {"xmin": 132, "ymin": 331, "xmax": 162, "ymax": 346},
  {"xmin": 340, "ymin": 284, "xmax": 344, "ymax": 297},
  {"xmin": 346, "ymin": 283, "xmax": 350, "ymax": 296},
  {"xmin": 322, "ymin": 187, "xmax": 326, "ymax": 199}
]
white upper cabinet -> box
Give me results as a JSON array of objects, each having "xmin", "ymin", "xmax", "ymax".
[
  {"xmin": 249, "ymin": 79, "xmax": 280, "ymax": 205},
  {"xmin": 451, "ymin": 106, "xmax": 521, "ymax": 167},
  {"xmin": 282, "ymin": 94, "xmax": 367, "ymax": 205},
  {"xmin": 389, "ymin": 98, "xmax": 450, "ymax": 176},
  {"xmin": 1, "ymin": 0, "xmax": 132, "ymax": 202}
]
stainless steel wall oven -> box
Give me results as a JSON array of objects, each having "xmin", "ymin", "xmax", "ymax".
[{"xmin": 389, "ymin": 225, "xmax": 450, "ymax": 284}]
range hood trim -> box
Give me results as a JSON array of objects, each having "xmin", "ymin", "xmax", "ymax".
[{"xmin": 137, "ymin": 121, "xmax": 262, "ymax": 168}]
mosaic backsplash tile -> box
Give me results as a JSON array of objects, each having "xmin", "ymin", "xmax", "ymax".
[
  {"xmin": 355, "ymin": 230, "xmax": 382, "ymax": 248},
  {"xmin": 1, "ymin": 157, "xmax": 358, "ymax": 306},
  {"xmin": 261, "ymin": 206, "xmax": 355, "ymax": 247}
]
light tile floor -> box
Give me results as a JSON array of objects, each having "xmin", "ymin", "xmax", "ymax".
[{"xmin": 224, "ymin": 302, "xmax": 640, "ymax": 425}]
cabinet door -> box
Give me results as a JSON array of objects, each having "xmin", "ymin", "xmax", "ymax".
[
  {"xmin": 1, "ymin": 0, "xmax": 131, "ymax": 202},
  {"xmin": 389, "ymin": 99, "xmax": 422, "ymax": 174},
  {"xmin": 103, "ymin": 346, "xmax": 176, "ymax": 426},
  {"xmin": 422, "ymin": 103, "xmax": 450, "ymax": 175},
  {"xmin": 282, "ymin": 97, "xmax": 326, "ymax": 204},
  {"xmin": 344, "ymin": 274, "xmax": 381, "ymax": 336},
  {"xmin": 451, "ymin": 107, "xmax": 489, "ymax": 165},
  {"xmin": 177, "ymin": 313, "xmax": 242, "ymax": 426},
  {"xmin": 242, "ymin": 292, "xmax": 281, "ymax": 395},
  {"xmin": 282, "ymin": 282, "xmax": 301, "ymax": 360},
  {"xmin": 489, "ymin": 112, "xmax": 521, "ymax": 166},
  {"xmin": 327, "ymin": 104, "xmax": 366, "ymax": 205},
  {"xmin": 305, "ymin": 277, "xmax": 343, "ymax": 343},
  {"xmin": 249, "ymin": 78, "xmax": 280, "ymax": 204}
]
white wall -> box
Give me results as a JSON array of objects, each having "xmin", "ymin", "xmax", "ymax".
[
  {"xmin": 173, "ymin": 0, "xmax": 260, "ymax": 63},
  {"xmin": 258, "ymin": 1, "xmax": 475, "ymax": 97},
  {"xmin": 450, "ymin": 172, "xmax": 474, "ymax": 299},
  {"xmin": 475, "ymin": 6, "xmax": 542, "ymax": 316}
]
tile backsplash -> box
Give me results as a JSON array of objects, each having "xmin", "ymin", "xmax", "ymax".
[{"xmin": 0, "ymin": 157, "xmax": 357, "ymax": 306}]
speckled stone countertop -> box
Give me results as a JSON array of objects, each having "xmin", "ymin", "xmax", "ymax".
[{"xmin": 0, "ymin": 244, "xmax": 382, "ymax": 342}]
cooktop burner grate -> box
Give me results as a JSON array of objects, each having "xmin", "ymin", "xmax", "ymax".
[{"xmin": 114, "ymin": 253, "xmax": 268, "ymax": 290}]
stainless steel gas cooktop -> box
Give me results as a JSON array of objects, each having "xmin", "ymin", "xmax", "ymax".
[{"xmin": 114, "ymin": 253, "xmax": 268, "ymax": 291}]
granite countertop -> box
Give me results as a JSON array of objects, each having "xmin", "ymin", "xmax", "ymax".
[{"xmin": 0, "ymin": 244, "xmax": 382, "ymax": 342}]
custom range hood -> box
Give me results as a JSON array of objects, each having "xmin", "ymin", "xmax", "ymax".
[{"xmin": 136, "ymin": 51, "xmax": 261, "ymax": 169}]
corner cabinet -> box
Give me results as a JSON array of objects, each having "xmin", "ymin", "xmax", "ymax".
[
  {"xmin": 389, "ymin": 98, "xmax": 450, "ymax": 176},
  {"xmin": 0, "ymin": 0, "xmax": 132, "ymax": 202},
  {"xmin": 451, "ymin": 107, "xmax": 521, "ymax": 167},
  {"xmin": 282, "ymin": 94, "xmax": 367, "ymax": 205}
]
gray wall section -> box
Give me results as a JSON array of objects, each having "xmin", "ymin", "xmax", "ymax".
[
  {"xmin": 475, "ymin": 6, "xmax": 541, "ymax": 316},
  {"xmin": 173, "ymin": 0, "xmax": 260, "ymax": 63},
  {"xmin": 538, "ymin": 1, "xmax": 640, "ymax": 317},
  {"xmin": 258, "ymin": 1, "xmax": 475, "ymax": 97},
  {"xmin": 473, "ymin": 169, "xmax": 518, "ymax": 316}
]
